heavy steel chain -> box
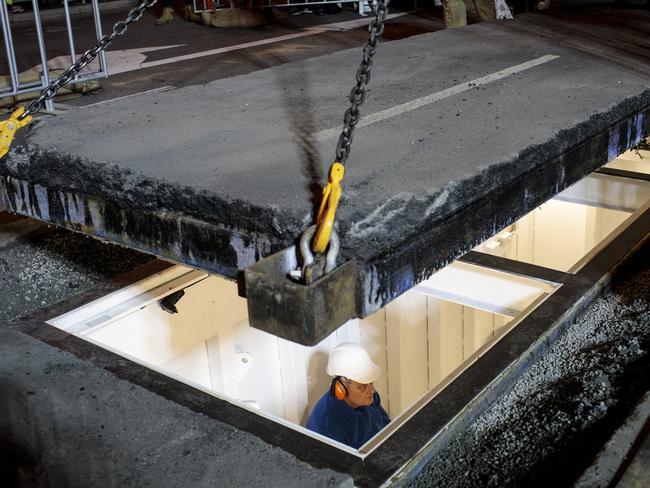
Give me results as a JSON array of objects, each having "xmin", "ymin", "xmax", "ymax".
[
  {"xmin": 334, "ymin": 0, "xmax": 389, "ymax": 165},
  {"xmin": 296, "ymin": 0, "xmax": 390, "ymax": 281},
  {"xmin": 18, "ymin": 0, "xmax": 158, "ymax": 120}
]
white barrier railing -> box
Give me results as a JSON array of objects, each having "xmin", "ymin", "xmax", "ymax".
[{"xmin": 0, "ymin": 0, "xmax": 108, "ymax": 111}]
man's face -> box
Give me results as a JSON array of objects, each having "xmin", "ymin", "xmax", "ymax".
[{"xmin": 344, "ymin": 380, "xmax": 376, "ymax": 408}]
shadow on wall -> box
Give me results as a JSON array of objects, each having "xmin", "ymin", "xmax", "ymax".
[{"xmin": 303, "ymin": 350, "xmax": 329, "ymax": 426}]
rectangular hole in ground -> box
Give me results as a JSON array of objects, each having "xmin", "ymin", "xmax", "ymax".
[
  {"xmin": 47, "ymin": 260, "xmax": 557, "ymax": 454},
  {"xmin": 474, "ymin": 167, "xmax": 650, "ymax": 273}
]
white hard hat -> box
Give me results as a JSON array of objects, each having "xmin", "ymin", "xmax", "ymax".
[{"xmin": 326, "ymin": 342, "xmax": 381, "ymax": 384}]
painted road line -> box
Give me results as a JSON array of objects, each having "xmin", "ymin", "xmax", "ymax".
[
  {"xmin": 76, "ymin": 86, "xmax": 176, "ymax": 109},
  {"xmin": 317, "ymin": 54, "xmax": 561, "ymax": 141},
  {"xmin": 137, "ymin": 12, "xmax": 411, "ymax": 72}
]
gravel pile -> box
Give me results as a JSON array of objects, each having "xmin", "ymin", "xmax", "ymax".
[
  {"xmin": 409, "ymin": 248, "xmax": 650, "ymax": 487},
  {"xmin": 0, "ymin": 227, "xmax": 151, "ymax": 322}
]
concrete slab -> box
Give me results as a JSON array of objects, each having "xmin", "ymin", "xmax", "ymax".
[{"xmin": 1, "ymin": 10, "xmax": 649, "ymax": 322}]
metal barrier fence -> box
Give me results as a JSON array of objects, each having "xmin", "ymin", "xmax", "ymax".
[
  {"xmin": 0, "ymin": 0, "xmax": 108, "ymax": 111},
  {"xmin": 194, "ymin": 0, "xmax": 377, "ymax": 16}
]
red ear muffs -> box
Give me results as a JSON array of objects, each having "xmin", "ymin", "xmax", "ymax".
[{"xmin": 333, "ymin": 378, "xmax": 348, "ymax": 400}]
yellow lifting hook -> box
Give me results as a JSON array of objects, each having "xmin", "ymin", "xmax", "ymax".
[
  {"xmin": 313, "ymin": 162, "xmax": 345, "ymax": 254},
  {"xmin": 0, "ymin": 107, "xmax": 32, "ymax": 159}
]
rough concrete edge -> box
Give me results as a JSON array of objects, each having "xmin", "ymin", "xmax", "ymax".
[
  {"xmin": 1, "ymin": 142, "xmax": 305, "ymax": 245},
  {"xmin": 574, "ymin": 390, "xmax": 650, "ymax": 488},
  {"xmin": 0, "ymin": 174, "xmax": 279, "ymax": 278},
  {"xmin": 357, "ymin": 95, "xmax": 650, "ymax": 316},
  {"xmin": 0, "ymin": 68, "xmax": 648, "ymax": 310},
  {"xmin": 381, "ymin": 237, "xmax": 649, "ymax": 488},
  {"xmin": 8, "ymin": 81, "xmax": 650, "ymax": 263},
  {"xmin": 5, "ymin": 88, "xmax": 650, "ymax": 268},
  {"xmin": 344, "ymin": 89, "xmax": 650, "ymax": 249}
]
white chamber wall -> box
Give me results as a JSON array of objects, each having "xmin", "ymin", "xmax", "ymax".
[
  {"xmin": 78, "ymin": 262, "xmax": 550, "ymax": 425},
  {"xmin": 475, "ymin": 173, "xmax": 650, "ymax": 271}
]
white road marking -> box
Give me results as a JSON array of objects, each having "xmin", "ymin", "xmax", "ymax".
[
  {"xmin": 105, "ymin": 45, "xmax": 185, "ymax": 74},
  {"xmin": 32, "ymin": 13, "xmax": 412, "ymax": 76},
  {"xmin": 29, "ymin": 45, "xmax": 185, "ymax": 76},
  {"xmin": 59, "ymin": 13, "xmax": 413, "ymax": 110},
  {"xmin": 76, "ymin": 86, "xmax": 176, "ymax": 109},
  {"xmin": 138, "ymin": 12, "xmax": 411, "ymax": 71},
  {"xmin": 317, "ymin": 54, "xmax": 560, "ymax": 140}
]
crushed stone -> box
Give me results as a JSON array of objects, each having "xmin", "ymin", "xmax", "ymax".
[
  {"xmin": 408, "ymin": 246, "xmax": 650, "ymax": 487},
  {"xmin": 0, "ymin": 225, "xmax": 151, "ymax": 322}
]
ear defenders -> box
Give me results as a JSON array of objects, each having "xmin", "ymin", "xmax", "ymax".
[{"xmin": 329, "ymin": 376, "xmax": 348, "ymax": 400}]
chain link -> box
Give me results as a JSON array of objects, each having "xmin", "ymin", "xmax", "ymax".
[
  {"xmin": 18, "ymin": 0, "xmax": 158, "ymax": 120},
  {"xmin": 334, "ymin": 0, "xmax": 389, "ymax": 165}
]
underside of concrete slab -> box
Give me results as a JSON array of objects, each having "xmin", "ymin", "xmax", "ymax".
[{"xmin": 1, "ymin": 11, "xmax": 649, "ymax": 341}]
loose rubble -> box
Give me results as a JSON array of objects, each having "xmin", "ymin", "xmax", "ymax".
[
  {"xmin": 409, "ymin": 248, "xmax": 650, "ymax": 487},
  {"xmin": 0, "ymin": 227, "xmax": 151, "ymax": 322}
]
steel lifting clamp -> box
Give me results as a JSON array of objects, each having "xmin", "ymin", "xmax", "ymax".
[
  {"xmin": 313, "ymin": 162, "xmax": 345, "ymax": 254},
  {"xmin": 0, "ymin": 107, "xmax": 31, "ymax": 159}
]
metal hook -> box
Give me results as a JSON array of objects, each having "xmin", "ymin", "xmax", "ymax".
[{"xmin": 298, "ymin": 225, "xmax": 340, "ymax": 284}]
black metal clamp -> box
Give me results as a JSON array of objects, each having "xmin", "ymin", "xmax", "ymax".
[{"xmin": 244, "ymin": 246, "xmax": 358, "ymax": 346}]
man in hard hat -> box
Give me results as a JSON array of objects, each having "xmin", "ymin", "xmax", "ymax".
[{"xmin": 307, "ymin": 343, "xmax": 390, "ymax": 449}]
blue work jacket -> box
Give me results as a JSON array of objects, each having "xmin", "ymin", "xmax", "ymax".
[{"xmin": 306, "ymin": 392, "xmax": 390, "ymax": 449}]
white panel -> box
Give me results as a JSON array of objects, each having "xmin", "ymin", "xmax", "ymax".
[
  {"xmin": 161, "ymin": 341, "xmax": 211, "ymax": 389},
  {"xmin": 515, "ymin": 213, "xmax": 535, "ymax": 263},
  {"xmin": 417, "ymin": 261, "xmax": 552, "ymax": 317},
  {"xmin": 493, "ymin": 314, "xmax": 510, "ymax": 334},
  {"xmin": 304, "ymin": 327, "xmax": 339, "ymax": 419},
  {"xmin": 336, "ymin": 318, "xmax": 361, "ymax": 345},
  {"xmin": 86, "ymin": 306, "xmax": 174, "ymax": 365},
  {"xmin": 428, "ymin": 299, "xmax": 464, "ymax": 388},
  {"xmin": 606, "ymin": 151, "xmax": 650, "ymax": 174},
  {"xmin": 206, "ymin": 325, "xmax": 240, "ymax": 398},
  {"xmin": 386, "ymin": 290, "xmax": 428, "ymax": 417},
  {"xmin": 233, "ymin": 320, "xmax": 285, "ymax": 419},
  {"xmin": 278, "ymin": 339, "xmax": 309, "ymax": 424},
  {"xmin": 595, "ymin": 207, "xmax": 630, "ymax": 244},
  {"xmin": 462, "ymin": 308, "xmax": 494, "ymax": 360},
  {"xmin": 474, "ymin": 225, "xmax": 517, "ymax": 259},
  {"xmin": 427, "ymin": 296, "xmax": 441, "ymax": 389},
  {"xmin": 201, "ymin": 275, "xmax": 249, "ymax": 399},
  {"xmin": 555, "ymin": 173, "xmax": 650, "ymax": 212},
  {"xmin": 440, "ymin": 301, "xmax": 464, "ymax": 378},
  {"xmin": 499, "ymin": 225, "xmax": 518, "ymax": 259},
  {"xmin": 585, "ymin": 206, "xmax": 598, "ymax": 252},
  {"xmin": 357, "ymin": 311, "xmax": 389, "ymax": 409},
  {"xmin": 86, "ymin": 276, "xmax": 248, "ymax": 366},
  {"xmin": 532, "ymin": 200, "xmax": 587, "ymax": 271}
]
